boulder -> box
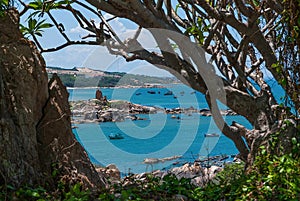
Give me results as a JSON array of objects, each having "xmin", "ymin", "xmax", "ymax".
[
  {"xmin": 95, "ymin": 89, "xmax": 103, "ymax": 100},
  {"xmin": 0, "ymin": 9, "xmax": 48, "ymax": 187},
  {"xmin": 83, "ymin": 110, "xmax": 98, "ymax": 120},
  {"xmin": 96, "ymin": 164, "xmax": 121, "ymax": 184},
  {"xmin": 112, "ymin": 113, "xmax": 125, "ymax": 122},
  {"xmin": 0, "ymin": 9, "xmax": 107, "ymax": 190},
  {"xmin": 37, "ymin": 74, "xmax": 107, "ymax": 189}
]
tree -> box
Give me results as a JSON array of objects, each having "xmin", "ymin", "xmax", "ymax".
[
  {"xmin": 0, "ymin": 7, "xmax": 106, "ymax": 190},
  {"xmin": 18, "ymin": 0, "xmax": 299, "ymax": 164}
]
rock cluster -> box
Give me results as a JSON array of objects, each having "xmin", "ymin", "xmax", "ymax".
[
  {"xmin": 166, "ymin": 107, "xmax": 237, "ymax": 116},
  {"xmin": 70, "ymin": 98, "xmax": 158, "ymax": 123},
  {"xmin": 165, "ymin": 106, "xmax": 198, "ymax": 114},
  {"xmin": 112, "ymin": 162, "xmax": 223, "ymax": 189},
  {"xmin": 96, "ymin": 164, "xmax": 121, "ymax": 185},
  {"xmin": 199, "ymin": 108, "xmax": 237, "ymax": 116},
  {"xmin": 150, "ymin": 162, "xmax": 223, "ymax": 187},
  {"xmin": 71, "ymin": 98, "xmax": 238, "ymax": 124}
]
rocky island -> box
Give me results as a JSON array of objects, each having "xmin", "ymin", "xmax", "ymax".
[{"xmin": 70, "ymin": 89, "xmax": 238, "ymax": 124}]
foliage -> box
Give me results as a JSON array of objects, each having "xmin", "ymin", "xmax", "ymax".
[
  {"xmin": 27, "ymin": 0, "xmax": 72, "ymax": 13},
  {"xmin": 0, "ymin": 0, "xmax": 9, "ymax": 17},
  {"xmin": 49, "ymin": 72, "xmax": 177, "ymax": 88},
  {"xmin": 276, "ymin": 0, "xmax": 300, "ymax": 115},
  {"xmin": 2, "ymin": 135, "xmax": 300, "ymax": 201},
  {"xmin": 0, "ymin": 182, "xmax": 91, "ymax": 201},
  {"xmin": 193, "ymin": 123, "xmax": 300, "ymax": 200},
  {"xmin": 185, "ymin": 17, "xmax": 210, "ymax": 45},
  {"xmin": 192, "ymin": 162, "xmax": 245, "ymax": 200},
  {"xmin": 0, "ymin": 163, "xmax": 91, "ymax": 201},
  {"xmin": 20, "ymin": 17, "xmax": 53, "ymax": 38},
  {"xmin": 99, "ymin": 174, "xmax": 195, "ymax": 200}
]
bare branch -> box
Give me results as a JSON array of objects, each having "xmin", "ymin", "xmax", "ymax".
[
  {"xmin": 41, "ymin": 40, "xmax": 99, "ymax": 53},
  {"xmin": 47, "ymin": 11, "xmax": 70, "ymax": 42},
  {"xmin": 133, "ymin": 27, "xmax": 142, "ymax": 40},
  {"xmin": 205, "ymin": 92, "xmax": 249, "ymax": 161},
  {"xmin": 234, "ymin": 0, "xmax": 254, "ymax": 17},
  {"xmin": 156, "ymin": 0, "xmax": 163, "ymax": 10},
  {"xmin": 144, "ymin": 0, "xmax": 156, "ymax": 14},
  {"xmin": 164, "ymin": 0, "xmax": 172, "ymax": 19},
  {"xmin": 18, "ymin": 0, "xmax": 28, "ymax": 16}
]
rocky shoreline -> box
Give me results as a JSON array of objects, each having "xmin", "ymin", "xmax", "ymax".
[
  {"xmin": 96, "ymin": 162, "xmax": 223, "ymax": 187},
  {"xmin": 70, "ymin": 99, "xmax": 159, "ymax": 124},
  {"xmin": 71, "ymin": 90, "xmax": 241, "ymax": 189},
  {"xmin": 70, "ymin": 90, "xmax": 238, "ymax": 124},
  {"xmin": 96, "ymin": 153, "xmax": 241, "ymax": 190}
]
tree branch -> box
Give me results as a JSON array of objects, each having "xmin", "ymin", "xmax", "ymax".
[
  {"xmin": 41, "ymin": 41, "xmax": 99, "ymax": 53},
  {"xmin": 205, "ymin": 91, "xmax": 249, "ymax": 161}
]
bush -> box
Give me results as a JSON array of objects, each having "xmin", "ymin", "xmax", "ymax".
[
  {"xmin": 99, "ymin": 174, "xmax": 195, "ymax": 200},
  {"xmin": 192, "ymin": 123, "xmax": 300, "ymax": 200}
]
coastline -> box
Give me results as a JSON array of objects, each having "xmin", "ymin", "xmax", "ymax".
[
  {"xmin": 69, "ymin": 85, "xmax": 245, "ymax": 183},
  {"xmin": 67, "ymin": 83, "xmax": 168, "ymax": 90},
  {"xmin": 94, "ymin": 153, "xmax": 240, "ymax": 188}
]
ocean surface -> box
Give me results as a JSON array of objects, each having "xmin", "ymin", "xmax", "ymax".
[{"xmin": 69, "ymin": 83, "xmax": 283, "ymax": 175}]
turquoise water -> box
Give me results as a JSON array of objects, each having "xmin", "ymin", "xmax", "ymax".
[
  {"xmin": 69, "ymin": 84, "xmax": 209, "ymax": 109},
  {"xmin": 70, "ymin": 84, "xmax": 253, "ymax": 174}
]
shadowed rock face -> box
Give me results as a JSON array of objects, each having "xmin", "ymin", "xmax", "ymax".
[
  {"xmin": 0, "ymin": 9, "xmax": 49, "ymax": 187},
  {"xmin": 0, "ymin": 9, "xmax": 106, "ymax": 189},
  {"xmin": 37, "ymin": 74, "xmax": 107, "ymax": 189}
]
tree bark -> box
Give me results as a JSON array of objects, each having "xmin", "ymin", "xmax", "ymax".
[{"xmin": 0, "ymin": 9, "xmax": 106, "ymax": 189}]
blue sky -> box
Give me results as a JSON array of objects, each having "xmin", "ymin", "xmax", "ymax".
[
  {"xmin": 21, "ymin": 6, "xmax": 173, "ymax": 77},
  {"xmin": 21, "ymin": 1, "xmax": 274, "ymax": 80}
]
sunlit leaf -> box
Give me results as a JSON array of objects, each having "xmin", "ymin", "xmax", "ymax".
[
  {"xmin": 175, "ymin": 3, "xmax": 181, "ymax": 14},
  {"xmin": 28, "ymin": 2, "xmax": 41, "ymax": 9},
  {"xmin": 39, "ymin": 23, "xmax": 53, "ymax": 29},
  {"xmin": 252, "ymin": 0, "xmax": 260, "ymax": 6}
]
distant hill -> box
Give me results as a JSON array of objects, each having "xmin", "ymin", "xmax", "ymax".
[{"xmin": 46, "ymin": 66, "xmax": 178, "ymax": 87}]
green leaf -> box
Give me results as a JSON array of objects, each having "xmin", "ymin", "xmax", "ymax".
[
  {"xmin": 281, "ymin": 78, "xmax": 287, "ymax": 86},
  {"xmin": 175, "ymin": 3, "xmax": 181, "ymax": 14},
  {"xmin": 28, "ymin": 18, "xmax": 37, "ymax": 30},
  {"xmin": 28, "ymin": 2, "xmax": 41, "ymax": 9},
  {"xmin": 39, "ymin": 22, "xmax": 53, "ymax": 29},
  {"xmin": 2, "ymin": 0, "xmax": 9, "ymax": 6},
  {"xmin": 31, "ymin": 191, "xmax": 40, "ymax": 197},
  {"xmin": 27, "ymin": 11, "xmax": 41, "ymax": 19},
  {"xmin": 35, "ymin": 32, "xmax": 43, "ymax": 37},
  {"xmin": 252, "ymin": 0, "xmax": 259, "ymax": 6}
]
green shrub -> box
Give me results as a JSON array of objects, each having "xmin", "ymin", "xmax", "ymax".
[
  {"xmin": 0, "ymin": 0, "xmax": 9, "ymax": 17},
  {"xmin": 192, "ymin": 124, "xmax": 300, "ymax": 200},
  {"xmin": 99, "ymin": 174, "xmax": 195, "ymax": 200}
]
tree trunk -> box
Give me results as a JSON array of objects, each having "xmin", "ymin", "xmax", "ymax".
[{"xmin": 0, "ymin": 9, "xmax": 106, "ymax": 190}]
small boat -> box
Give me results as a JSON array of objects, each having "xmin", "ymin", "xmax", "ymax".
[
  {"xmin": 109, "ymin": 133, "xmax": 124, "ymax": 140},
  {"xmin": 135, "ymin": 92, "xmax": 142, "ymax": 95},
  {"xmin": 164, "ymin": 91, "xmax": 173, "ymax": 95},
  {"xmin": 147, "ymin": 90, "xmax": 156, "ymax": 94},
  {"xmin": 171, "ymin": 115, "xmax": 181, "ymax": 119},
  {"xmin": 204, "ymin": 133, "xmax": 220, "ymax": 137}
]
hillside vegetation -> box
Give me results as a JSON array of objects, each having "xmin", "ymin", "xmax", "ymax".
[{"xmin": 47, "ymin": 67, "xmax": 177, "ymax": 87}]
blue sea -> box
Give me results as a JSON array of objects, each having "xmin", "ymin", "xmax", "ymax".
[{"xmin": 69, "ymin": 83, "xmax": 284, "ymax": 175}]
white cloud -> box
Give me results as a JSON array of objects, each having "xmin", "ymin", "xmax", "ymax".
[
  {"xmin": 103, "ymin": 13, "xmax": 130, "ymax": 34},
  {"xmin": 70, "ymin": 24, "xmax": 90, "ymax": 34},
  {"xmin": 43, "ymin": 15, "xmax": 173, "ymax": 77},
  {"xmin": 43, "ymin": 45, "xmax": 98, "ymax": 68}
]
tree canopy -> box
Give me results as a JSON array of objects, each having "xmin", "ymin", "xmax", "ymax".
[{"xmin": 12, "ymin": 0, "xmax": 300, "ymax": 162}]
